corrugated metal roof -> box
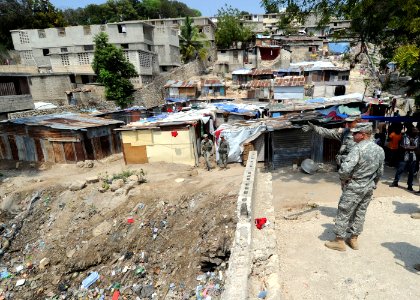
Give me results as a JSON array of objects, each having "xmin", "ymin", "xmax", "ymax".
[
  {"xmin": 246, "ymin": 80, "xmax": 272, "ymax": 88},
  {"xmin": 251, "ymin": 69, "xmax": 273, "ymax": 76},
  {"xmin": 232, "ymin": 69, "xmax": 252, "ymax": 75},
  {"xmin": 164, "ymin": 80, "xmax": 198, "ymax": 88},
  {"xmin": 274, "ymin": 76, "xmax": 305, "ymax": 87},
  {"xmin": 4, "ymin": 113, "xmax": 123, "ymax": 131},
  {"xmin": 203, "ymin": 79, "xmax": 225, "ymax": 87}
]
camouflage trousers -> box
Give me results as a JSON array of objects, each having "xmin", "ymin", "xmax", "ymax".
[
  {"xmin": 203, "ymin": 151, "xmax": 212, "ymax": 170},
  {"xmin": 219, "ymin": 153, "xmax": 228, "ymax": 168},
  {"xmin": 333, "ymin": 187, "xmax": 374, "ymax": 238}
]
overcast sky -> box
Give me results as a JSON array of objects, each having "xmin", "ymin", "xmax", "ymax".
[{"xmin": 50, "ymin": 0, "xmax": 265, "ymax": 16}]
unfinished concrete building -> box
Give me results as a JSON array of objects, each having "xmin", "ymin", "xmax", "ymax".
[
  {"xmin": 10, "ymin": 20, "xmax": 180, "ymax": 87},
  {"xmin": 0, "ymin": 66, "xmax": 35, "ymax": 120},
  {"xmin": 143, "ymin": 17, "xmax": 216, "ymax": 61}
]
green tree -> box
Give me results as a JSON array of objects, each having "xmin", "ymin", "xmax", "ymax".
[
  {"xmin": 0, "ymin": 0, "xmax": 66, "ymax": 49},
  {"xmin": 260, "ymin": 0, "xmax": 279, "ymax": 13},
  {"xmin": 179, "ymin": 16, "xmax": 207, "ymax": 63},
  {"xmin": 215, "ymin": 5, "xmax": 253, "ymax": 49},
  {"xmin": 92, "ymin": 32, "xmax": 138, "ymax": 108}
]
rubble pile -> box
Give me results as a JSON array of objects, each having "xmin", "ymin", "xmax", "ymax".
[{"xmin": 0, "ymin": 167, "xmax": 238, "ymax": 299}]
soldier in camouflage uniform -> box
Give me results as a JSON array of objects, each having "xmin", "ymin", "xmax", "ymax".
[
  {"xmin": 302, "ymin": 117, "xmax": 360, "ymax": 167},
  {"xmin": 325, "ymin": 123, "xmax": 385, "ymax": 251},
  {"xmin": 201, "ymin": 134, "xmax": 214, "ymax": 171},
  {"xmin": 218, "ymin": 135, "xmax": 230, "ymax": 169}
]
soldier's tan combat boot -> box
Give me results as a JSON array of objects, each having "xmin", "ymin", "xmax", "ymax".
[
  {"xmin": 346, "ymin": 235, "xmax": 359, "ymax": 250},
  {"xmin": 325, "ymin": 237, "xmax": 346, "ymax": 251},
  {"xmin": 411, "ymin": 212, "xmax": 420, "ymax": 219}
]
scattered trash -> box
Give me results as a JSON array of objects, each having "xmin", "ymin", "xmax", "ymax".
[
  {"xmin": 39, "ymin": 257, "xmax": 50, "ymax": 270},
  {"xmin": 15, "ymin": 265, "xmax": 24, "ymax": 272},
  {"xmin": 152, "ymin": 227, "xmax": 159, "ymax": 240},
  {"xmin": 124, "ymin": 251, "xmax": 134, "ymax": 260},
  {"xmin": 0, "ymin": 271, "xmax": 10, "ymax": 279},
  {"xmin": 81, "ymin": 272, "xmax": 100, "ymax": 289},
  {"xmin": 169, "ymin": 283, "xmax": 176, "ymax": 290},
  {"xmin": 16, "ymin": 279, "xmax": 25, "ymax": 286},
  {"xmin": 135, "ymin": 267, "xmax": 146, "ymax": 277},
  {"xmin": 258, "ymin": 290, "xmax": 268, "ymax": 299},
  {"xmin": 175, "ymin": 178, "xmax": 185, "ymax": 183},
  {"xmin": 195, "ymin": 272, "xmax": 223, "ymax": 299},
  {"xmin": 255, "ymin": 218, "xmax": 268, "ymax": 230},
  {"xmin": 112, "ymin": 290, "xmax": 120, "ymax": 300},
  {"xmin": 58, "ymin": 281, "xmax": 70, "ymax": 292},
  {"xmin": 300, "ymin": 158, "xmax": 319, "ymax": 175},
  {"xmin": 127, "ymin": 217, "xmax": 134, "ymax": 224}
]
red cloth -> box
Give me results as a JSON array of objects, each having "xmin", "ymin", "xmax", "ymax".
[
  {"xmin": 214, "ymin": 129, "xmax": 223, "ymax": 140},
  {"xmin": 112, "ymin": 291, "xmax": 120, "ymax": 300},
  {"xmin": 326, "ymin": 111, "xmax": 343, "ymax": 121},
  {"xmin": 254, "ymin": 218, "xmax": 267, "ymax": 230},
  {"xmin": 171, "ymin": 131, "xmax": 178, "ymax": 137}
]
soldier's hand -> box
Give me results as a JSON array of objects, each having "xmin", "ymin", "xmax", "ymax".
[{"xmin": 302, "ymin": 122, "xmax": 315, "ymax": 132}]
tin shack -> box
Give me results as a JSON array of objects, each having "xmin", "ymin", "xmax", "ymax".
[{"xmin": 0, "ymin": 113, "xmax": 123, "ymax": 163}]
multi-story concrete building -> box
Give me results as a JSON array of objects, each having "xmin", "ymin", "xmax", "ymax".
[
  {"xmin": 10, "ymin": 20, "xmax": 180, "ymax": 86},
  {"xmin": 143, "ymin": 17, "xmax": 216, "ymax": 61},
  {"xmin": 236, "ymin": 12, "xmax": 350, "ymax": 37}
]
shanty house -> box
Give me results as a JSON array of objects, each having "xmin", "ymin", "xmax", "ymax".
[
  {"xmin": 164, "ymin": 80, "xmax": 198, "ymax": 100},
  {"xmin": 201, "ymin": 79, "xmax": 226, "ymax": 97},
  {"xmin": 304, "ymin": 61, "xmax": 350, "ymax": 97},
  {"xmin": 245, "ymin": 80, "xmax": 272, "ymax": 101},
  {"xmin": 0, "ymin": 113, "xmax": 123, "ymax": 163},
  {"xmin": 232, "ymin": 69, "xmax": 252, "ymax": 85},
  {"xmin": 118, "ymin": 121, "xmax": 201, "ymax": 166},
  {"xmin": 273, "ymin": 76, "xmax": 305, "ymax": 101},
  {"xmin": 250, "ymin": 69, "xmax": 274, "ymax": 80},
  {"xmin": 274, "ymin": 36, "xmax": 324, "ymax": 62},
  {"xmin": 215, "ymin": 48, "xmax": 257, "ymax": 73}
]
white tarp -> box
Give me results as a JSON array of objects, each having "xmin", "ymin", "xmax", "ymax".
[
  {"xmin": 214, "ymin": 122, "xmax": 267, "ymax": 162},
  {"xmin": 34, "ymin": 102, "xmax": 57, "ymax": 110}
]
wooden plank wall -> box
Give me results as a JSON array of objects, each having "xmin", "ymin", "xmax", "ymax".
[{"xmin": 0, "ymin": 125, "xmax": 122, "ymax": 163}]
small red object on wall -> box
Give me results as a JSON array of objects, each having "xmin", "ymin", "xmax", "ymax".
[{"xmin": 171, "ymin": 131, "xmax": 178, "ymax": 137}]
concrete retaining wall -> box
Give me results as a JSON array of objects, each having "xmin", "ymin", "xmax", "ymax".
[
  {"xmin": 222, "ymin": 151, "xmax": 281, "ymax": 299},
  {"xmin": 222, "ymin": 151, "xmax": 257, "ymax": 299}
]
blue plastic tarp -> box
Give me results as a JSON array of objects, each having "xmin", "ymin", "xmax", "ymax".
[
  {"xmin": 329, "ymin": 42, "xmax": 350, "ymax": 54},
  {"xmin": 362, "ymin": 116, "xmax": 420, "ymax": 122},
  {"xmin": 165, "ymin": 97, "xmax": 188, "ymax": 103},
  {"xmin": 213, "ymin": 103, "xmax": 259, "ymax": 117},
  {"xmin": 305, "ymin": 98, "xmax": 326, "ymax": 104}
]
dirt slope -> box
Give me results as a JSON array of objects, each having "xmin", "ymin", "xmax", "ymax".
[{"xmin": 0, "ymin": 156, "xmax": 244, "ymax": 299}]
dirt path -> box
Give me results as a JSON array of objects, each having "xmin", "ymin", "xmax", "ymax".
[{"xmin": 272, "ymin": 166, "xmax": 420, "ymax": 299}]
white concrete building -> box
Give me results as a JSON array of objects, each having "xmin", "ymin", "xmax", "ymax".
[{"xmin": 10, "ymin": 20, "xmax": 180, "ymax": 86}]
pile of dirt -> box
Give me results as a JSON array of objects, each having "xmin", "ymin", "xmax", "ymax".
[{"xmin": 0, "ymin": 158, "xmax": 242, "ymax": 299}]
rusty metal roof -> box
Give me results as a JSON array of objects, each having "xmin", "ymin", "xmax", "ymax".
[
  {"xmin": 4, "ymin": 113, "xmax": 123, "ymax": 131},
  {"xmin": 164, "ymin": 80, "xmax": 198, "ymax": 88},
  {"xmin": 250, "ymin": 69, "xmax": 273, "ymax": 76},
  {"xmin": 203, "ymin": 79, "xmax": 225, "ymax": 87},
  {"xmin": 274, "ymin": 76, "xmax": 305, "ymax": 87},
  {"xmin": 245, "ymin": 80, "xmax": 272, "ymax": 88}
]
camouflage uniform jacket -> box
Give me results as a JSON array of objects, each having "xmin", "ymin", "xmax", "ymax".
[
  {"xmin": 201, "ymin": 139, "xmax": 214, "ymax": 153},
  {"xmin": 312, "ymin": 126, "xmax": 355, "ymax": 159},
  {"xmin": 339, "ymin": 139, "xmax": 385, "ymax": 191},
  {"xmin": 218, "ymin": 140, "xmax": 229, "ymax": 154}
]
